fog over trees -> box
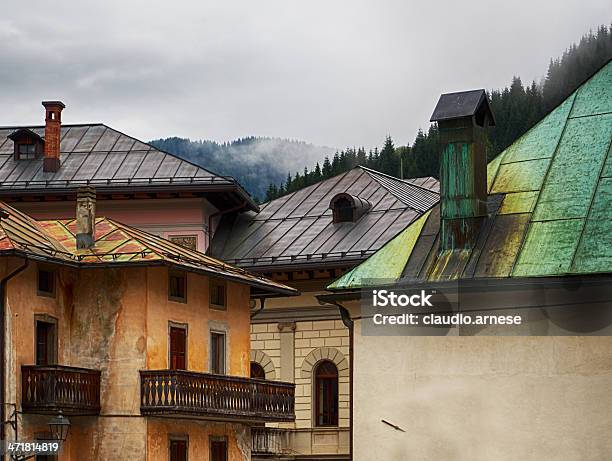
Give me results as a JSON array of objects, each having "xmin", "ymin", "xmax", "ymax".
[{"xmin": 152, "ymin": 24, "xmax": 611, "ymax": 203}]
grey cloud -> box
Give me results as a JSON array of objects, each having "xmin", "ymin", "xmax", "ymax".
[{"xmin": 0, "ymin": 0, "xmax": 608, "ymax": 153}]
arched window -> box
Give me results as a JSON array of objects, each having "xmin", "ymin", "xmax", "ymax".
[
  {"xmin": 329, "ymin": 193, "xmax": 371, "ymax": 223},
  {"xmin": 333, "ymin": 197, "xmax": 354, "ymax": 222},
  {"xmin": 314, "ymin": 360, "xmax": 338, "ymax": 426},
  {"xmin": 250, "ymin": 362, "xmax": 266, "ymax": 379}
]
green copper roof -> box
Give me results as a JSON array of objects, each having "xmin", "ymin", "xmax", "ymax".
[
  {"xmin": 328, "ymin": 210, "xmax": 430, "ymax": 289},
  {"xmin": 329, "ymin": 60, "xmax": 612, "ymax": 290}
]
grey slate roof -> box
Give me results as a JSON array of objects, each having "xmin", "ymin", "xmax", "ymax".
[
  {"xmin": 210, "ymin": 166, "xmax": 439, "ymax": 270},
  {"xmin": 0, "ymin": 123, "xmax": 257, "ymax": 210},
  {"xmin": 430, "ymin": 89, "xmax": 495, "ymax": 125}
]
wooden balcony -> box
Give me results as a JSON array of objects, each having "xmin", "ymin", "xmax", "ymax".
[
  {"xmin": 252, "ymin": 428, "xmax": 291, "ymax": 457},
  {"xmin": 140, "ymin": 370, "xmax": 295, "ymax": 422},
  {"xmin": 21, "ymin": 365, "xmax": 101, "ymax": 415}
]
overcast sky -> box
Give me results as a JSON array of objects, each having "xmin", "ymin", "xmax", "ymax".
[{"xmin": 0, "ymin": 1, "xmax": 609, "ymax": 149}]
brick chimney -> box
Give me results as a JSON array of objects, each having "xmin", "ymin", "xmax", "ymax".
[
  {"xmin": 76, "ymin": 186, "xmax": 96, "ymax": 249},
  {"xmin": 430, "ymin": 89, "xmax": 495, "ymax": 251},
  {"xmin": 42, "ymin": 101, "xmax": 65, "ymax": 173}
]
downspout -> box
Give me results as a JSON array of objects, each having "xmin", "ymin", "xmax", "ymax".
[
  {"xmin": 329, "ymin": 301, "xmax": 354, "ymax": 461},
  {"xmin": 1, "ymin": 257, "xmax": 29, "ymax": 461}
]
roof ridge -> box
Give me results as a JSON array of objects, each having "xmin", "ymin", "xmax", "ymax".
[
  {"xmin": 360, "ymin": 167, "xmax": 439, "ymax": 210},
  {"xmin": 358, "ymin": 165, "xmax": 439, "ymax": 195}
]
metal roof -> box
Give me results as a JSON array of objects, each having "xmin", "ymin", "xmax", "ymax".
[
  {"xmin": 430, "ymin": 89, "xmax": 495, "ymax": 125},
  {"xmin": 209, "ymin": 166, "xmax": 439, "ymax": 269},
  {"xmin": 0, "ymin": 123, "xmax": 258, "ymax": 211},
  {"xmin": 330, "ymin": 59, "xmax": 612, "ymax": 290},
  {"xmin": 0, "ymin": 200, "xmax": 295, "ymax": 297}
]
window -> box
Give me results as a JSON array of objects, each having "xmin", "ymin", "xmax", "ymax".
[
  {"xmin": 169, "ymin": 437, "xmax": 188, "ymax": 461},
  {"xmin": 210, "ymin": 331, "xmax": 226, "ymax": 374},
  {"xmin": 210, "ymin": 437, "xmax": 227, "ymax": 461},
  {"xmin": 334, "ymin": 197, "xmax": 354, "ymax": 222},
  {"xmin": 168, "ymin": 235, "xmax": 198, "ymax": 251},
  {"xmin": 18, "ymin": 143, "xmax": 36, "ymax": 160},
  {"xmin": 37, "ymin": 267, "xmax": 55, "ymax": 297},
  {"xmin": 314, "ymin": 360, "xmax": 339, "ymax": 426},
  {"xmin": 169, "ymin": 271, "xmax": 186, "ymax": 302},
  {"xmin": 35, "ymin": 318, "xmax": 57, "ymax": 366},
  {"xmin": 209, "ymin": 278, "xmax": 226, "ymax": 310},
  {"xmin": 250, "ymin": 362, "xmax": 266, "ymax": 379},
  {"xmin": 169, "ymin": 324, "xmax": 187, "ymax": 370}
]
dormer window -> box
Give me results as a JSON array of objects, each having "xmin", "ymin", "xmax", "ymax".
[
  {"xmin": 329, "ymin": 193, "xmax": 371, "ymax": 223},
  {"xmin": 8, "ymin": 128, "xmax": 44, "ymax": 161},
  {"xmin": 334, "ymin": 197, "xmax": 353, "ymax": 222},
  {"xmin": 18, "ymin": 143, "xmax": 36, "ymax": 160}
]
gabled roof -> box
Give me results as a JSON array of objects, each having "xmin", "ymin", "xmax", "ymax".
[
  {"xmin": 209, "ymin": 166, "xmax": 439, "ymax": 270},
  {"xmin": 330, "ymin": 59, "xmax": 612, "ymax": 290},
  {"xmin": 0, "ymin": 201, "xmax": 295, "ymax": 297},
  {"xmin": 0, "ymin": 123, "xmax": 258, "ymax": 211}
]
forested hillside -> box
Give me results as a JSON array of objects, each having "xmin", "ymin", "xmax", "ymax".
[
  {"xmin": 265, "ymin": 24, "xmax": 612, "ymax": 201},
  {"xmin": 149, "ymin": 137, "xmax": 334, "ymax": 202}
]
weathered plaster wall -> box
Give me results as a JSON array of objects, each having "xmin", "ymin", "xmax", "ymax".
[
  {"xmin": 146, "ymin": 267, "xmax": 250, "ymax": 376},
  {"xmin": 147, "ymin": 419, "xmax": 250, "ymax": 461},
  {"xmin": 351, "ymin": 316, "xmax": 612, "ymax": 461},
  {"xmin": 5, "ymin": 258, "xmax": 252, "ymax": 460}
]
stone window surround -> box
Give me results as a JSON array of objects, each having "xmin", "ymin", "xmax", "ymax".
[
  {"xmin": 208, "ymin": 320, "xmax": 230, "ymax": 374},
  {"xmin": 249, "ymin": 349, "xmax": 277, "ymax": 380},
  {"xmin": 301, "ymin": 347, "xmax": 348, "ymax": 428}
]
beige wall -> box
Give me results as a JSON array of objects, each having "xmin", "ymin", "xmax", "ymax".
[
  {"xmin": 250, "ymin": 287, "xmax": 351, "ymax": 458},
  {"xmin": 350, "ymin": 307, "xmax": 612, "ymax": 461}
]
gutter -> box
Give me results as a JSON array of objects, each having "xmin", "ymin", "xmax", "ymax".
[{"xmin": 1, "ymin": 257, "xmax": 28, "ymax": 461}]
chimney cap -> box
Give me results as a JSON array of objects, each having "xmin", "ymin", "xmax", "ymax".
[
  {"xmin": 430, "ymin": 89, "xmax": 495, "ymax": 126},
  {"xmin": 42, "ymin": 100, "xmax": 66, "ymax": 109}
]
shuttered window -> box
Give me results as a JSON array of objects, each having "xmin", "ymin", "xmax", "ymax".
[{"xmin": 169, "ymin": 325, "xmax": 187, "ymax": 370}]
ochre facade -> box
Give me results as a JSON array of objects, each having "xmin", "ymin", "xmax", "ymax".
[{"xmin": 4, "ymin": 257, "xmax": 253, "ymax": 460}]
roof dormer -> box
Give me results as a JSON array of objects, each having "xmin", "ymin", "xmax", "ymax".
[
  {"xmin": 8, "ymin": 128, "xmax": 45, "ymax": 161},
  {"xmin": 329, "ymin": 193, "xmax": 371, "ymax": 223}
]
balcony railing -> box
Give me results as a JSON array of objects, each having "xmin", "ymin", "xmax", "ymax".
[
  {"xmin": 140, "ymin": 370, "xmax": 295, "ymax": 422},
  {"xmin": 252, "ymin": 428, "xmax": 291, "ymax": 456},
  {"xmin": 21, "ymin": 365, "xmax": 101, "ymax": 415}
]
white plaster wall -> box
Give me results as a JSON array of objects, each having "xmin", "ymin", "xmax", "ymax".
[{"xmin": 353, "ymin": 318, "xmax": 612, "ymax": 461}]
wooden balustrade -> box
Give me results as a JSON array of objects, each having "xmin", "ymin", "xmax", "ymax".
[
  {"xmin": 21, "ymin": 365, "xmax": 101, "ymax": 415},
  {"xmin": 251, "ymin": 427, "xmax": 290, "ymax": 455},
  {"xmin": 140, "ymin": 370, "xmax": 295, "ymax": 422}
]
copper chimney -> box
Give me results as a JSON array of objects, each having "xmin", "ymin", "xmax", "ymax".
[{"xmin": 430, "ymin": 89, "xmax": 495, "ymax": 251}]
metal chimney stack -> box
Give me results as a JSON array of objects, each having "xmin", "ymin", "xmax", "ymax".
[{"xmin": 430, "ymin": 89, "xmax": 495, "ymax": 251}]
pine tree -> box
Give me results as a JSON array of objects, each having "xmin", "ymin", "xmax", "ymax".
[{"xmin": 322, "ymin": 156, "xmax": 332, "ymax": 178}]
